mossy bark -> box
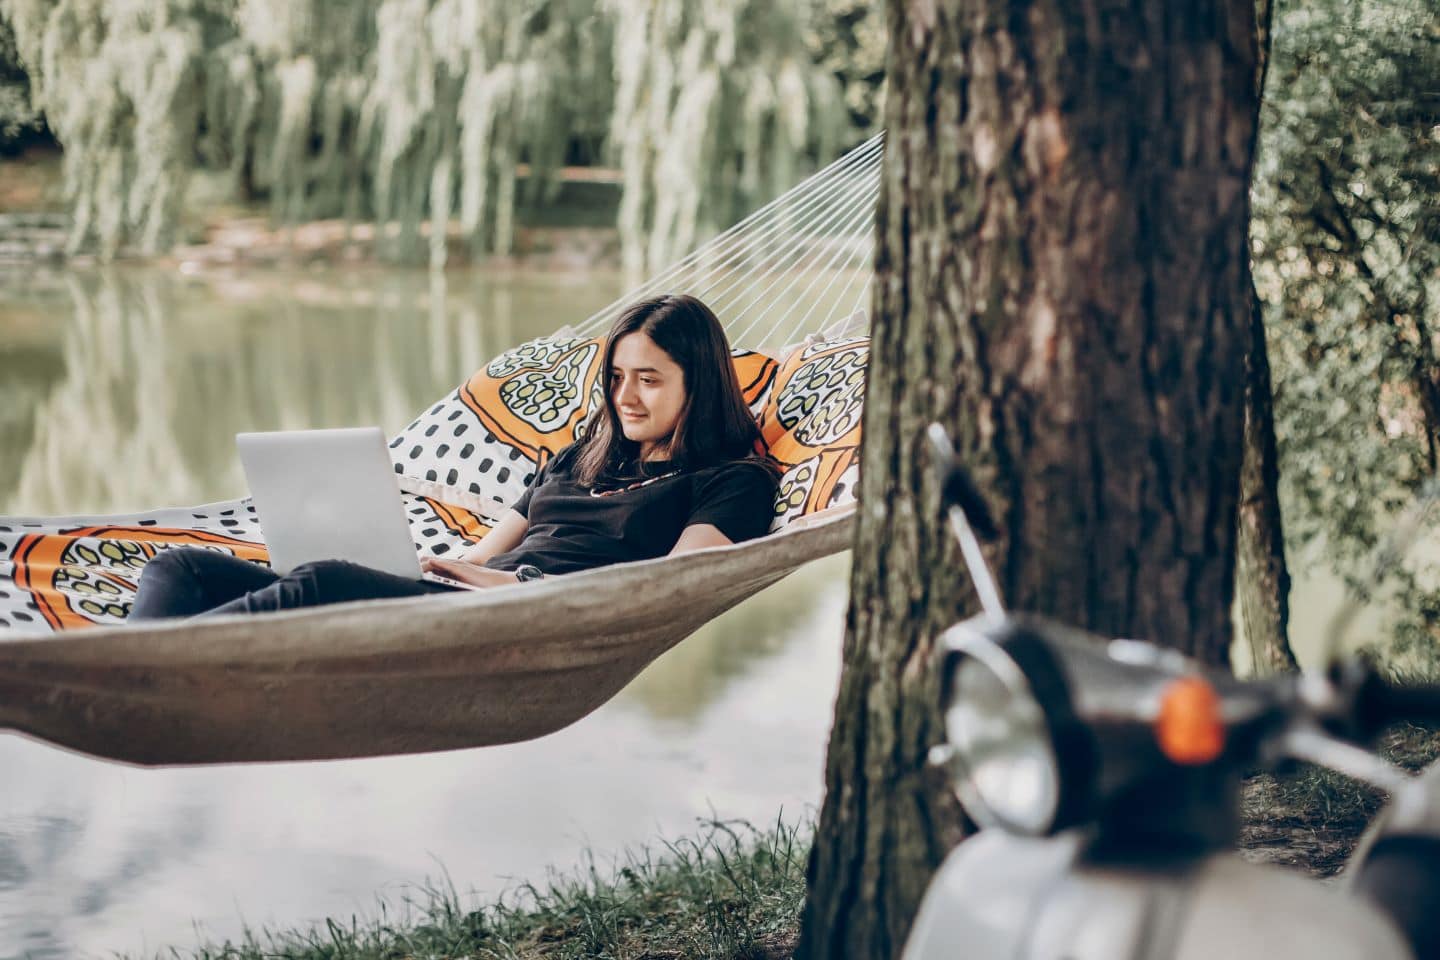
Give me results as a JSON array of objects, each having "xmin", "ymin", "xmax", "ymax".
[{"xmin": 798, "ymin": 0, "xmax": 1259, "ymax": 956}]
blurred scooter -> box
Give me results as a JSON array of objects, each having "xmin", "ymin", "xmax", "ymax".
[{"xmin": 902, "ymin": 424, "xmax": 1440, "ymax": 960}]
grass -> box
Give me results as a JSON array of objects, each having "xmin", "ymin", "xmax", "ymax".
[
  {"xmin": 150, "ymin": 816, "xmax": 810, "ymax": 960},
  {"xmin": 1238, "ymin": 723, "xmax": 1440, "ymax": 876},
  {"xmin": 132, "ymin": 730, "xmax": 1440, "ymax": 957}
]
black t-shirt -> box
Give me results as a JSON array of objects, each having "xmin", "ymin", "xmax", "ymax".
[{"xmin": 483, "ymin": 446, "xmax": 779, "ymax": 575}]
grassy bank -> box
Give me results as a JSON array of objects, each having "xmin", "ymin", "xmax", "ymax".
[
  {"xmin": 139, "ymin": 730, "xmax": 1440, "ymax": 960},
  {"xmin": 156, "ymin": 817, "xmax": 809, "ymax": 960}
]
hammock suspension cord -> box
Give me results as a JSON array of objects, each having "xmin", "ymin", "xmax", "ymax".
[
  {"xmin": 574, "ymin": 131, "xmax": 885, "ymax": 348},
  {"xmin": 726, "ymin": 172, "xmax": 879, "ymax": 347}
]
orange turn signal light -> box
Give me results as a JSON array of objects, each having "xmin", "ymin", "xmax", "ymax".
[{"xmin": 1154, "ymin": 676, "xmax": 1225, "ymax": 765}]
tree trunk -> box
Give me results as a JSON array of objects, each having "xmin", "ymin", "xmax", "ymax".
[
  {"xmin": 1255, "ymin": 0, "xmax": 1274, "ymax": 95},
  {"xmin": 1235, "ymin": 0, "xmax": 1297, "ymax": 675},
  {"xmin": 798, "ymin": 1, "xmax": 1259, "ymax": 957},
  {"xmin": 1238, "ymin": 289, "xmax": 1298, "ymax": 674}
]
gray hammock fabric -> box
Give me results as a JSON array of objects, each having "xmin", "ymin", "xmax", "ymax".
[
  {"xmin": 0, "ymin": 507, "xmax": 852, "ymax": 764},
  {"xmin": 0, "ymin": 133, "xmax": 882, "ymax": 765}
]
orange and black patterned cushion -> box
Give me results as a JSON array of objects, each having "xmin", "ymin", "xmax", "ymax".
[
  {"xmin": 389, "ymin": 334, "xmax": 602, "ymax": 511},
  {"xmin": 758, "ymin": 335, "xmax": 867, "ymax": 530}
]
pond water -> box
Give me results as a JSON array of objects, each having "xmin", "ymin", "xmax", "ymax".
[{"xmin": 0, "ymin": 265, "xmax": 850, "ymax": 959}]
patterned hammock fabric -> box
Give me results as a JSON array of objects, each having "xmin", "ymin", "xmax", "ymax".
[
  {"xmin": 0, "ymin": 328, "xmax": 865, "ymax": 765},
  {"xmin": 0, "ymin": 332, "xmax": 867, "ymax": 637}
]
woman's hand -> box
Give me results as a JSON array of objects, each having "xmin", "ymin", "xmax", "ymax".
[{"xmin": 420, "ymin": 556, "xmax": 525, "ymax": 588}]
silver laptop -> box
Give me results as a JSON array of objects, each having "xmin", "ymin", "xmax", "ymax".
[{"xmin": 237, "ymin": 427, "xmax": 474, "ymax": 588}]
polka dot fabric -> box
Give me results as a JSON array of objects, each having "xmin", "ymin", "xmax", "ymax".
[
  {"xmin": 757, "ymin": 335, "xmax": 868, "ymax": 531},
  {"xmin": 387, "ymin": 334, "xmax": 602, "ymax": 512}
]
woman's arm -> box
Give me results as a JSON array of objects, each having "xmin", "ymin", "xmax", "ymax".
[
  {"xmin": 670, "ymin": 461, "xmax": 778, "ymax": 556},
  {"xmin": 417, "ymin": 509, "xmax": 531, "ymax": 588},
  {"xmin": 456, "ymin": 509, "xmax": 529, "ymax": 564},
  {"xmin": 668, "ymin": 523, "xmax": 734, "ymax": 555}
]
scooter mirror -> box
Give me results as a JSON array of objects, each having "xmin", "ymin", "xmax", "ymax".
[{"xmin": 925, "ymin": 423, "xmax": 1007, "ymax": 620}]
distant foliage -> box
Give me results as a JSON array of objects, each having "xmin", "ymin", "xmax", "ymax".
[
  {"xmin": 1255, "ymin": 0, "xmax": 1440, "ymax": 664},
  {"xmin": 803, "ymin": 0, "xmax": 884, "ymax": 133},
  {"xmin": 206, "ymin": 0, "xmax": 612, "ymax": 266},
  {"xmin": 5, "ymin": 0, "xmax": 220, "ymax": 254},
  {"xmin": 0, "ymin": 10, "xmax": 43, "ymax": 148},
  {"xmin": 1, "ymin": 0, "xmax": 857, "ymax": 267},
  {"xmin": 608, "ymin": 0, "xmax": 847, "ymax": 275}
]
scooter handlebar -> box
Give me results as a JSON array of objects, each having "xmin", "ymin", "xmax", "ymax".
[{"xmin": 1358, "ymin": 675, "xmax": 1440, "ymax": 735}]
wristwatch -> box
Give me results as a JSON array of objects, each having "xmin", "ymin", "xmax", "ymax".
[{"xmin": 513, "ymin": 564, "xmax": 545, "ymax": 583}]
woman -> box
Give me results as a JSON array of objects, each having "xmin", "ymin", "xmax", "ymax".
[{"xmin": 129, "ymin": 294, "xmax": 778, "ymax": 620}]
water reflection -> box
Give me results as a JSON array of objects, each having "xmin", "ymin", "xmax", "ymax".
[
  {"xmin": 0, "ymin": 265, "xmax": 850, "ymax": 958},
  {"xmin": 0, "ymin": 266, "xmax": 621, "ymax": 516},
  {"xmin": 624, "ymin": 555, "xmax": 849, "ymax": 724},
  {"xmin": 0, "ymin": 556, "xmax": 848, "ymax": 959}
]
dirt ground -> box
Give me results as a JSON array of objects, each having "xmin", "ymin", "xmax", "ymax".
[
  {"xmin": 1238, "ymin": 779, "xmax": 1369, "ymax": 877},
  {"xmin": 1237, "ymin": 726, "xmax": 1440, "ymax": 878}
]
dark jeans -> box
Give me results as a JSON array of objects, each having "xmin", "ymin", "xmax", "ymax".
[{"xmin": 129, "ymin": 547, "xmax": 459, "ymax": 621}]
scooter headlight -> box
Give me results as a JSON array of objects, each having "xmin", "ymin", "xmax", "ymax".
[
  {"xmin": 944, "ymin": 645, "xmax": 1058, "ymax": 834},
  {"xmin": 940, "ymin": 619, "xmax": 1086, "ymax": 836}
]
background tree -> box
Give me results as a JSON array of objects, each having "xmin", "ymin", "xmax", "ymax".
[
  {"xmin": 804, "ymin": 0, "xmax": 886, "ymax": 133},
  {"xmin": 798, "ymin": 1, "xmax": 1259, "ymax": 957},
  {"xmin": 1, "ymin": 0, "xmax": 857, "ymax": 268},
  {"xmin": 1255, "ymin": 0, "xmax": 1440, "ymax": 669},
  {"xmin": 607, "ymin": 0, "xmax": 847, "ymax": 276},
  {"xmin": 1237, "ymin": 0, "xmax": 1298, "ymax": 674},
  {"xmin": 0, "ymin": 11, "xmax": 45, "ymax": 151}
]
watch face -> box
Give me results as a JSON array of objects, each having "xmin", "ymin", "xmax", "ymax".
[{"xmin": 514, "ymin": 564, "xmax": 544, "ymax": 582}]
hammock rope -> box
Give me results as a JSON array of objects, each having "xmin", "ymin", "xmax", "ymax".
[
  {"xmin": 693, "ymin": 143, "xmax": 881, "ymax": 321},
  {"xmin": 723, "ymin": 166, "xmax": 880, "ymax": 347},
  {"xmin": 697, "ymin": 160, "xmax": 881, "ymax": 347},
  {"xmin": 576, "ymin": 131, "xmax": 884, "ymax": 346},
  {"xmin": 642, "ymin": 148, "xmax": 877, "ymax": 322},
  {"xmin": 739, "ymin": 185, "xmax": 879, "ymax": 346},
  {"xmin": 825, "ymin": 273, "xmax": 874, "ymax": 336},
  {"xmin": 0, "ymin": 133, "xmax": 885, "ymax": 765}
]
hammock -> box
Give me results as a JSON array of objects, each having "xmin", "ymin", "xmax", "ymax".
[{"xmin": 0, "ymin": 133, "xmax": 884, "ymax": 765}]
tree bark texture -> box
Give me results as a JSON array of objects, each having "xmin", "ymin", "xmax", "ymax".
[
  {"xmin": 1254, "ymin": 0, "xmax": 1274, "ymax": 96},
  {"xmin": 1238, "ymin": 289, "xmax": 1298, "ymax": 674},
  {"xmin": 799, "ymin": 1, "xmax": 1259, "ymax": 958},
  {"xmin": 1255, "ymin": 0, "xmax": 1278, "ymax": 94},
  {"xmin": 1237, "ymin": 0, "xmax": 1298, "ymax": 674}
]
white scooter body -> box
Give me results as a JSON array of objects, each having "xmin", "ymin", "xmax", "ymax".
[{"xmin": 903, "ymin": 830, "xmax": 1412, "ymax": 960}]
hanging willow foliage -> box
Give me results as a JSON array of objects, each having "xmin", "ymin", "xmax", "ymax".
[
  {"xmin": 608, "ymin": 0, "xmax": 846, "ymax": 276},
  {"xmin": 202, "ymin": 0, "xmax": 613, "ymax": 266},
  {"xmin": 3, "ymin": 0, "xmax": 852, "ymax": 268},
  {"xmin": 5, "ymin": 0, "xmax": 220, "ymax": 257}
]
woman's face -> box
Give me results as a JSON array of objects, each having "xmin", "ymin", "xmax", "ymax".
[{"xmin": 610, "ymin": 332, "xmax": 687, "ymax": 458}]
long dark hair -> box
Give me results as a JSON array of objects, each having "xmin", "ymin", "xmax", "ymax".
[{"xmin": 573, "ymin": 294, "xmax": 767, "ymax": 487}]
